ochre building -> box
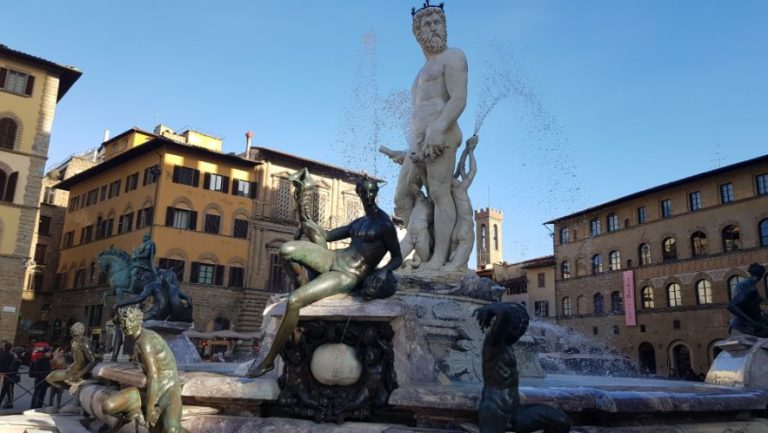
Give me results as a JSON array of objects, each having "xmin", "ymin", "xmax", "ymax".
[
  {"xmin": 548, "ymin": 154, "xmax": 768, "ymax": 378},
  {"xmin": 0, "ymin": 44, "xmax": 80, "ymax": 342}
]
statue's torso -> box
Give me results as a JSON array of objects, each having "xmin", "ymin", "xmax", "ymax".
[
  {"xmin": 71, "ymin": 339, "xmax": 89, "ymax": 369},
  {"xmin": 333, "ymin": 211, "xmax": 392, "ymax": 278},
  {"xmin": 411, "ymin": 48, "xmax": 463, "ymax": 134},
  {"xmin": 135, "ymin": 329, "xmax": 179, "ymax": 396}
]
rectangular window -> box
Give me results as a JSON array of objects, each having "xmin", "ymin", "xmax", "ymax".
[
  {"xmin": 661, "ymin": 199, "xmax": 672, "ymax": 218},
  {"xmin": 143, "ymin": 165, "xmax": 160, "ymax": 186},
  {"xmin": 233, "ymin": 218, "xmax": 249, "ymax": 239},
  {"xmin": 537, "ymin": 273, "xmax": 545, "ymax": 288},
  {"xmin": 62, "ymin": 231, "xmax": 74, "ymax": 248},
  {"xmin": 136, "ymin": 206, "xmax": 154, "ymax": 229},
  {"xmin": 43, "ymin": 187, "xmax": 55, "ymax": 204},
  {"xmin": 1, "ymin": 68, "xmax": 34, "ymax": 96},
  {"xmin": 689, "ymin": 191, "xmax": 702, "ymax": 211},
  {"xmin": 205, "ymin": 173, "xmax": 229, "ymax": 193},
  {"xmin": 68, "ymin": 195, "xmax": 79, "ymax": 211},
  {"xmin": 720, "ymin": 183, "xmax": 734, "ymax": 203},
  {"xmin": 534, "ymin": 301, "xmax": 549, "ymax": 317},
  {"xmin": 204, "ymin": 214, "xmax": 221, "ymax": 234},
  {"xmin": 757, "ymin": 173, "xmax": 768, "ymax": 196},
  {"xmin": 80, "ymin": 225, "xmax": 93, "ymax": 244},
  {"xmin": 125, "ymin": 173, "xmax": 139, "ymax": 192},
  {"xmin": 74, "ymin": 269, "xmax": 86, "ymax": 288},
  {"xmin": 38, "ymin": 216, "xmax": 51, "ymax": 236},
  {"xmin": 158, "ymin": 258, "xmax": 185, "ymax": 282},
  {"xmin": 637, "ymin": 206, "xmax": 647, "ymax": 224},
  {"xmin": 166, "ymin": 207, "xmax": 197, "ymax": 231},
  {"xmin": 192, "ymin": 263, "xmax": 216, "ymax": 285},
  {"xmin": 34, "ymin": 243, "xmax": 46, "ymax": 265},
  {"xmin": 99, "ymin": 218, "xmax": 114, "ymax": 239},
  {"xmin": 55, "ymin": 272, "xmax": 68, "ymax": 290},
  {"xmin": 606, "ymin": 214, "xmax": 618, "ymax": 232},
  {"xmin": 173, "ymin": 209, "xmax": 190, "ymax": 229},
  {"xmin": 673, "ymin": 319, "xmax": 681, "ymax": 330},
  {"xmin": 118, "ymin": 213, "xmax": 134, "ymax": 234},
  {"xmin": 86, "ymin": 189, "xmax": 98, "ymax": 206},
  {"xmin": 267, "ymin": 253, "xmax": 285, "ymax": 291},
  {"xmin": 590, "ymin": 218, "xmax": 600, "ymax": 237},
  {"xmin": 108, "ymin": 180, "xmax": 121, "ymax": 198},
  {"xmin": 172, "ymin": 165, "xmax": 200, "ymax": 187},
  {"xmin": 233, "ymin": 179, "xmax": 257, "ymax": 198},
  {"xmin": 228, "ymin": 267, "xmax": 245, "ymax": 288},
  {"xmin": 100, "ymin": 185, "xmax": 107, "ymax": 202}
]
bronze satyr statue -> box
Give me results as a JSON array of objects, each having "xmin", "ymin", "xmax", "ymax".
[
  {"xmin": 102, "ymin": 306, "xmax": 185, "ymax": 433},
  {"xmin": 45, "ymin": 322, "xmax": 96, "ymax": 411},
  {"xmin": 728, "ymin": 263, "xmax": 768, "ymax": 337},
  {"xmin": 248, "ymin": 174, "xmax": 403, "ymax": 377},
  {"xmin": 476, "ymin": 303, "xmax": 570, "ymax": 433}
]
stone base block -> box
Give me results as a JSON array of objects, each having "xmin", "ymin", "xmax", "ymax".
[
  {"xmin": 707, "ymin": 335, "xmax": 768, "ymax": 388},
  {"xmin": 144, "ymin": 320, "xmax": 202, "ymax": 364}
]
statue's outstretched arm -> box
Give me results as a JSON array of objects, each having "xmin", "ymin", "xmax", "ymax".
[
  {"xmin": 117, "ymin": 283, "xmax": 154, "ymax": 308},
  {"xmin": 326, "ymin": 224, "xmax": 351, "ymax": 243},
  {"xmin": 139, "ymin": 340, "xmax": 161, "ymax": 427}
]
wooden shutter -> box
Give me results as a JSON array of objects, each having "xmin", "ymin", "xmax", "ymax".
[
  {"xmin": 0, "ymin": 68, "xmax": 6, "ymax": 88},
  {"xmin": 250, "ymin": 181, "xmax": 258, "ymax": 198},
  {"xmin": 143, "ymin": 168, "xmax": 149, "ymax": 186},
  {"xmin": 190, "ymin": 262, "xmax": 200, "ymax": 283},
  {"xmin": 215, "ymin": 265, "xmax": 225, "ymax": 286},
  {"xmin": 165, "ymin": 207, "xmax": 175, "ymax": 226},
  {"xmin": 193, "ymin": 169, "xmax": 200, "ymax": 187},
  {"xmin": 222, "ymin": 176, "xmax": 230, "ymax": 193},
  {"xmin": 172, "ymin": 166, "xmax": 180, "ymax": 183},
  {"xmin": 4, "ymin": 172, "xmax": 18, "ymax": 202},
  {"xmin": 204, "ymin": 173, "xmax": 211, "ymax": 189},
  {"xmin": 231, "ymin": 179, "xmax": 239, "ymax": 195},
  {"xmin": 24, "ymin": 75, "xmax": 34, "ymax": 96},
  {"xmin": 189, "ymin": 211, "xmax": 198, "ymax": 231}
]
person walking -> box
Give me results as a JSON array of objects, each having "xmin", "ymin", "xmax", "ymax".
[
  {"xmin": 0, "ymin": 341, "xmax": 19, "ymax": 408},
  {"xmin": 30, "ymin": 348, "xmax": 52, "ymax": 409}
]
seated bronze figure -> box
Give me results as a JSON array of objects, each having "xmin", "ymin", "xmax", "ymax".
[{"xmin": 248, "ymin": 174, "xmax": 402, "ymax": 377}]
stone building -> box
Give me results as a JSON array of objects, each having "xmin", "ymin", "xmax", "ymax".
[
  {"xmin": 0, "ymin": 44, "xmax": 80, "ymax": 342},
  {"xmin": 37, "ymin": 125, "xmax": 365, "ymax": 346},
  {"xmin": 475, "ymin": 207, "xmax": 503, "ymax": 269},
  {"xmin": 493, "ymin": 255, "xmax": 557, "ymax": 320},
  {"xmin": 547, "ymin": 153, "xmax": 768, "ymax": 378}
]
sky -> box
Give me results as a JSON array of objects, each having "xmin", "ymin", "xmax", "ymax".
[{"xmin": 4, "ymin": 1, "xmax": 768, "ymax": 266}]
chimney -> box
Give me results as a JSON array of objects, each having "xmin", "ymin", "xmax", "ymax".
[
  {"xmin": 245, "ymin": 131, "xmax": 254, "ymax": 158},
  {"xmin": 103, "ymin": 129, "xmax": 110, "ymax": 142}
]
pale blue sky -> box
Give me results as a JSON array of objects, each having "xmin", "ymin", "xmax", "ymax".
[{"xmin": 4, "ymin": 1, "xmax": 768, "ymax": 264}]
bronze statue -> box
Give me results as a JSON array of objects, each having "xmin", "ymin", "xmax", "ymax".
[
  {"xmin": 102, "ymin": 306, "xmax": 185, "ymax": 433},
  {"xmin": 45, "ymin": 322, "xmax": 96, "ymax": 411},
  {"xmin": 728, "ymin": 263, "xmax": 768, "ymax": 337},
  {"xmin": 128, "ymin": 233, "xmax": 158, "ymax": 292},
  {"xmin": 290, "ymin": 167, "xmax": 327, "ymax": 247},
  {"xmin": 476, "ymin": 302, "xmax": 570, "ymax": 433},
  {"xmin": 248, "ymin": 174, "xmax": 403, "ymax": 377},
  {"xmin": 116, "ymin": 273, "xmax": 193, "ymax": 322}
]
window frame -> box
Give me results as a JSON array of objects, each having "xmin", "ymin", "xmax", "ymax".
[
  {"xmin": 757, "ymin": 173, "xmax": 768, "ymax": 196},
  {"xmin": 696, "ymin": 279, "xmax": 713, "ymax": 305},
  {"xmin": 590, "ymin": 218, "xmax": 601, "ymax": 237},
  {"xmin": 667, "ymin": 283, "xmax": 682, "ymax": 307},
  {"xmin": 661, "ymin": 199, "xmax": 672, "ymax": 218},
  {"xmin": 637, "ymin": 206, "xmax": 647, "ymax": 224},
  {"xmin": 720, "ymin": 183, "xmax": 735, "ymax": 204},
  {"xmin": 688, "ymin": 191, "xmax": 702, "ymax": 211},
  {"xmin": 606, "ymin": 213, "xmax": 619, "ymax": 232}
]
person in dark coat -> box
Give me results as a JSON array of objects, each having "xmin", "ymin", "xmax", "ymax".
[
  {"xmin": 30, "ymin": 348, "xmax": 52, "ymax": 409},
  {"xmin": 0, "ymin": 341, "xmax": 19, "ymax": 408}
]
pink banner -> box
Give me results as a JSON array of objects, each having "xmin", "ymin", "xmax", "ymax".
[{"xmin": 623, "ymin": 270, "xmax": 637, "ymax": 327}]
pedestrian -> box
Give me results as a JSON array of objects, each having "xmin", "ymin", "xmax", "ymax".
[
  {"xmin": 0, "ymin": 341, "xmax": 19, "ymax": 408},
  {"xmin": 48, "ymin": 347, "xmax": 66, "ymax": 409},
  {"xmin": 30, "ymin": 348, "xmax": 52, "ymax": 409}
]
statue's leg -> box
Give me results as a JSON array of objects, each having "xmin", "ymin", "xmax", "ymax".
[
  {"xmin": 514, "ymin": 403, "xmax": 571, "ymax": 433},
  {"xmin": 248, "ymin": 270, "xmax": 358, "ymax": 377},
  {"xmin": 45, "ymin": 369, "xmax": 68, "ymax": 391},
  {"xmin": 102, "ymin": 387, "xmax": 142, "ymax": 432},
  {"xmin": 422, "ymin": 133, "xmax": 459, "ymax": 270},
  {"xmin": 478, "ymin": 398, "xmax": 510, "ymax": 433},
  {"xmin": 280, "ymin": 241, "xmax": 333, "ymax": 288},
  {"xmin": 394, "ymin": 157, "xmax": 418, "ymax": 224},
  {"xmin": 160, "ymin": 386, "xmax": 185, "ymax": 433}
]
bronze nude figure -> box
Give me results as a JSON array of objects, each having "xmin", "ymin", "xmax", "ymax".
[
  {"xmin": 102, "ymin": 306, "xmax": 185, "ymax": 433},
  {"xmin": 728, "ymin": 263, "xmax": 768, "ymax": 337},
  {"xmin": 45, "ymin": 322, "xmax": 96, "ymax": 411},
  {"xmin": 476, "ymin": 302, "xmax": 570, "ymax": 433},
  {"xmin": 248, "ymin": 174, "xmax": 403, "ymax": 377}
]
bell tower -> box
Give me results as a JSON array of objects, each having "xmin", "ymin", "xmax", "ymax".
[{"xmin": 475, "ymin": 208, "xmax": 503, "ymax": 269}]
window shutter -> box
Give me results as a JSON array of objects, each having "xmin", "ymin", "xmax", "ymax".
[
  {"xmin": 143, "ymin": 168, "xmax": 149, "ymax": 186},
  {"xmin": 204, "ymin": 173, "xmax": 211, "ymax": 189},
  {"xmin": 189, "ymin": 211, "xmax": 198, "ymax": 230},
  {"xmin": 232, "ymin": 179, "xmax": 239, "ymax": 195},
  {"xmin": 176, "ymin": 261, "xmax": 185, "ymax": 282},
  {"xmin": 193, "ymin": 169, "xmax": 200, "ymax": 187},
  {"xmin": 124, "ymin": 176, "xmax": 130, "ymax": 193},
  {"xmin": 127, "ymin": 212, "xmax": 134, "ymax": 231},
  {"xmin": 0, "ymin": 68, "xmax": 6, "ymax": 88},
  {"xmin": 146, "ymin": 207, "xmax": 154, "ymax": 225},
  {"xmin": 24, "ymin": 75, "xmax": 35, "ymax": 96},
  {"xmin": 172, "ymin": 166, "xmax": 180, "ymax": 183},
  {"xmin": 4, "ymin": 172, "xmax": 18, "ymax": 202},
  {"xmin": 250, "ymin": 181, "xmax": 258, "ymax": 199},
  {"xmin": 165, "ymin": 207, "xmax": 175, "ymax": 226},
  {"xmin": 215, "ymin": 265, "xmax": 225, "ymax": 286},
  {"xmin": 222, "ymin": 176, "xmax": 230, "ymax": 193},
  {"xmin": 190, "ymin": 262, "xmax": 200, "ymax": 283}
]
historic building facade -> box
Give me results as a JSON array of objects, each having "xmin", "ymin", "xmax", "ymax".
[
  {"xmin": 0, "ymin": 45, "xmax": 80, "ymax": 342},
  {"xmin": 548, "ymin": 154, "xmax": 768, "ymax": 378},
  {"xmin": 495, "ymin": 256, "xmax": 557, "ymax": 320},
  {"xmin": 37, "ymin": 126, "xmax": 364, "ymax": 345},
  {"xmin": 475, "ymin": 207, "xmax": 503, "ymax": 269}
]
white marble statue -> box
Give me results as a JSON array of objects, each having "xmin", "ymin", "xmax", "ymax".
[
  {"xmin": 446, "ymin": 135, "xmax": 477, "ymax": 270},
  {"xmin": 388, "ymin": 2, "xmax": 470, "ymax": 272}
]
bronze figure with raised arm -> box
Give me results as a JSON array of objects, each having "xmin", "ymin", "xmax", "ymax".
[{"xmin": 248, "ymin": 175, "xmax": 402, "ymax": 377}]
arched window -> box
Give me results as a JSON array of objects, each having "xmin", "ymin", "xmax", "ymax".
[
  {"xmin": 593, "ymin": 293, "xmax": 604, "ymax": 314},
  {"xmin": 696, "ymin": 279, "xmax": 712, "ymax": 304},
  {"xmin": 722, "ymin": 225, "xmax": 740, "ymax": 252},
  {"xmin": 608, "ymin": 250, "xmax": 621, "ymax": 271},
  {"xmin": 690, "ymin": 231, "xmax": 708, "ymax": 257},
  {"xmin": 728, "ymin": 275, "xmax": 745, "ymax": 300},
  {"xmin": 562, "ymin": 297, "xmax": 572, "ymax": 316},
  {"xmin": 610, "ymin": 291, "xmax": 623, "ymax": 312},
  {"xmin": 0, "ymin": 118, "xmax": 18, "ymax": 150},
  {"xmin": 559, "ymin": 227, "xmax": 570, "ymax": 245},
  {"xmin": 577, "ymin": 295, "xmax": 587, "ymax": 314},
  {"xmin": 480, "ymin": 224, "xmax": 487, "ymax": 250},
  {"xmin": 591, "ymin": 254, "xmax": 602, "ymax": 274},
  {"xmin": 493, "ymin": 224, "xmax": 499, "ymax": 251},
  {"xmin": 760, "ymin": 219, "xmax": 768, "ymax": 247},
  {"xmin": 560, "ymin": 261, "xmax": 570, "ymax": 279},
  {"xmin": 638, "ymin": 342, "xmax": 657, "ymax": 374},
  {"xmin": 638, "ymin": 243, "xmax": 651, "ymax": 266},
  {"xmin": 667, "ymin": 283, "xmax": 682, "ymax": 307},
  {"xmin": 662, "ymin": 237, "xmax": 677, "ymax": 262},
  {"xmin": 641, "ymin": 286, "xmax": 654, "ymax": 309}
]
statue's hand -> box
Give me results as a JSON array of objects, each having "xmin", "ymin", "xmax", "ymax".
[
  {"xmin": 422, "ymin": 128, "xmax": 447, "ymax": 161},
  {"xmin": 466, "ymin": 134, "xmax": 479, "ymax": 151},
  {"xmin": 147, "ymin": 406, "xmax": 161, "ymax": 427},
  {"xmin": 473, "ymin": 305, "xmax": 497, "ymax": 331}
]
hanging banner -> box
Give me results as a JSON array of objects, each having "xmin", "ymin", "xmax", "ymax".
[{"xmin": 623, "ymin": 270, "xmax": 637, "ymax": 326}]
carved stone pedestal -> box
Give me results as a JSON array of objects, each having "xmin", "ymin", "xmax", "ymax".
[{"xmin": 144, "ymin": 320, "xmax": 202, "ymax": 364}]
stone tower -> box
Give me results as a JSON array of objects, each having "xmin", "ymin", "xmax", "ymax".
[{"xmin": 475, "ymin": 208, "xmax": 503, "ymax": 269}]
